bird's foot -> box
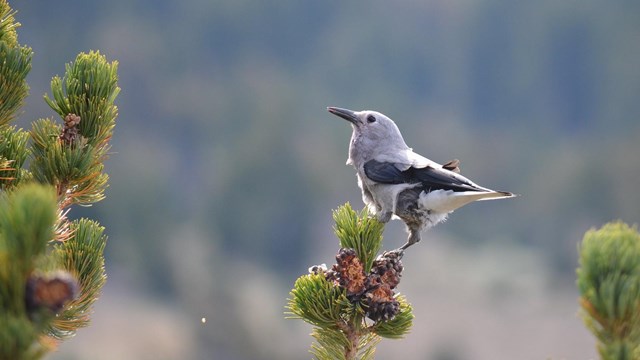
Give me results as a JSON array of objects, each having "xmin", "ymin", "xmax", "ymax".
[
  {"xmin": 383, "ymin": 248, "xmax": 405, "ymax": 259},
  {"xmin": 387, "ymin": 243, "xmax": 411, "ymax": 257}
]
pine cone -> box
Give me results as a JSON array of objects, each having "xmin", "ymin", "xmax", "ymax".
[
  {"xmin": 60, "ymin": 113, "xmax": 81, "ymax": 146},
  {"xmin": 308, "ymin": 263, "xmax": 328, "ymax": 275},
  {"xmin": 308, "ymin": 263, "xmax": 339, "ymax": 283},
  {"xmin": 324, "ymin": 267, "xmax": 338, "ymax": 283},
  {"xmin": 371, "ymin": 251, "xmax": 403, "ymax": 289},
  {"xmin": 25, "ymin": 271, "xmax": 79, "ymax": 314},
  {"xmin": 333, "ymin": 248, "xmax": 366, "ymax": 299},
  {"xmin": 312, "ymin": 248, "xmax": 405, "ymax": 320},
  {"xmin": 364, "ymin": 285, "xmax": 400, "ymax": 322}
]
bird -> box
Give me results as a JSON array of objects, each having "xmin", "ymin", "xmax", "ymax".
[{"xmin": 327, "ymin": 106, "xmax": 515, "ymax": 252}]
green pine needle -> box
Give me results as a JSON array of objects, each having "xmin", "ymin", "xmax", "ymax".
[
  {"xmin": 0, "ymin": 183, "xmax": 57, "ymax": 353},
  {"xmin": 0, "ymin": 183, "xmax": 57, "ymax": 266},
  {"xmin": 0, "ymin": 0, "xmax": 20, "ymax": 48},
  {"xmin": 577, "ymin": 221, "xmax": 640, "ymax": 358},
  {"xmin": 44, "ymin": 50, "xmax": 119, "ymax": 147},
  {"xmin": 0, "ymin": 1, "xmax": 32, "ymax": 128},
  {"xmin": 373, "ymin": 294, "xmax": 414, "ymax": 339},
  {"xmin": 0, "ymin": 314, "xmax": 46, "ymax": 360},
  {"xmin": 29, "ymin": 117, "xmax": 108, "ymax": 206},
  {"xmin": 332, "ymin": 203, "xmax": 384, "ymax": 271},
  {"xmin": 0, "ymin": 125, "xmax": 29, "ymax": 188},
  {"xmin": 33, "ymin": 51, "xmax": 119, "ymax": 207},
  {"xmin": 48, "ymin": 218, "xmax": 107, "ymax": 340},
  {"xmin": 310, "ymin": 327, "xmax": 352, "ymax": 360},
  {"xmin": 0, "ymin": 42, "xmax": 32, "ymax": 127},
  {"xmin": 287, "ymin": 274, "xmax": 352, "ymax": 329},
  {"xmin": 311, "ymin": 327, "xmax": 380, "ymax": 360}
]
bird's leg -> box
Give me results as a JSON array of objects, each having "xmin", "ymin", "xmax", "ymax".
[
  {"xmin": 386, "ymin": 227, "xmax": 421, "ymax": 258},
  {"xmin": 377, "ymin": 210, "xmax": 392, "ymax": 223},
  {"xmin": 398, "ymin": 227, "xmax": 421, "ymax": 251}
]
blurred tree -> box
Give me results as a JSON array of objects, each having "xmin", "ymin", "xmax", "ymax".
[
  {"xmin": 0, "ymin": 1, "xmax": 119, "ymax": 358},
  {"xmin": 577, "ymin": 221, "xmax": 640, "ymax": 359},
  {"xmin": 287, "ymin": 204, "xmax": 413, "ymax": 360}
]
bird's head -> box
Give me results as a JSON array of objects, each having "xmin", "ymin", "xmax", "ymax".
[
  {"xmin": 327, "ymin": 107, "xmax": 409, "ymax": 157},
  {"xmin": 327, "ymin": 107, "xmax": 410, "ymax": 166}
]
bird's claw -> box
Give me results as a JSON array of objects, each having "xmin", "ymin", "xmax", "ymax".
[{"xmin": 383, "ymin": 248, "xmax": 405, "ymax": 259}]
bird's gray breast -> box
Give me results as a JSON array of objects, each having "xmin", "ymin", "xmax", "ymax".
[
  {"xmin": 356, "ymin": 173, "xmax": 376, "ymax": 206},
  {"xmin": 348, "ymin": 136, "xmax": 361, "ymax": 164}
]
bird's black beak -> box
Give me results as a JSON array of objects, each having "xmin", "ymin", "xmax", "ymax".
[{"xmin": 327, "ymin": 107, "xmax": 359, "ymax": 125}]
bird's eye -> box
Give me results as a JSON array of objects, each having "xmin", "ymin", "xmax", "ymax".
[{"xmin": 367, "ymin": 115, "xmax": 376, "ymax": 123}]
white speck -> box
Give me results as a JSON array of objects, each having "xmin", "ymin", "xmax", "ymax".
[{"xmin": 201, "ymin": 317, "xmax": 206, "ymax": 324}]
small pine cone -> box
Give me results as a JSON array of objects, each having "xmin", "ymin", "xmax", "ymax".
[
  {"xmin": 324, "ymin": 267, "xmax": 338, "ymax": 283},
  {"xmin": 25, "ymin": 271, "xmax": 79, "ymax": 314},
  {"xmin": 308, "ymin": 263, "xmax": 339, "ymax": 284},
  {"xmin": 60, "ymin": 113, "xmax": 81, "ymax": 146},
  {"xmin": 308, "ymin": 263, "xmax": 328, "ymax": 275},
  {"xmin": 364, "ymin": 273, "xmax": 380, "ymax": 290},
  {"xmin": 334, "ymin": 248, "xmax": 366, "ymax": 298},
  {"xmin": 364, "ymin": 285, "xmax": 400, "ymax": 322},
  {"xmin": 64, "ymin": 113, "xmax": 81, "ymax": 127},
  {"xmin": 371, "ymin": 251, "xmax": 403, "ymax": 289}
]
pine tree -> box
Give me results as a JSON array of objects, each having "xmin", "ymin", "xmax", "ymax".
[
  {"xmin": 287, "ymin": 203, "xmax": 414, "ymax": 360},
  {"xmin": 0, "ymin": 1, "xmax": 119, "ymax": 358},
  {"xmin": 577, "ymin": 221, "xmax": 640, "ymax": 359}
]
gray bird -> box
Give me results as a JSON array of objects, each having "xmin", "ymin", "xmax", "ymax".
[{"xmin": 328, "ymin": 107, "xmax": 515, "ymax": 252}]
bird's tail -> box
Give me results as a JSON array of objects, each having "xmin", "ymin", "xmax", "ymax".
[{"xmin": 419, "ymin": 189, "xmax": 516, "ymax": 214}]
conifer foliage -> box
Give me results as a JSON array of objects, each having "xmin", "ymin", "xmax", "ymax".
[
  {"xmin": 0, "ymin": 1, "xmax": 119, "ymax": 358},
  {"xmin": 287, "ymin": 204, "xmax": 413, "ymax": 360},
  {"xmin": 577, "ymin": 221, "xmax": 640, "ymax": 360}
]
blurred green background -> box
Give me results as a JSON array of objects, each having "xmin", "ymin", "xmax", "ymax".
[{"xmin": 10, "ymin": 1, "xmax": 640, "ymax": 359}]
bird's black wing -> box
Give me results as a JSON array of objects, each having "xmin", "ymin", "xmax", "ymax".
[
  {"xmin": 363, "ymin": 159, "xmax": 482, "ymax": 192},
  {"xmin": 362, "ymin": 159, "xmax": 409, "ymax": 184}
]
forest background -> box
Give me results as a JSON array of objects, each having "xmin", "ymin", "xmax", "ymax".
[{"xmin": 10, "ymin": 1, "xmax": 639, "ymax": 359}]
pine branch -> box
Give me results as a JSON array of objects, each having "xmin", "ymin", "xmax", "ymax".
[
  {"xmin": 31, "ymin": 51, "xmax": 119, "ymax": 207},
  {"xmin": 577, "ymin": 221, "xmax": 640, "ymax": 359},
  {"xmin": 288, "ymin": 273, "xmax": 351, "ymax": 329},
  {"xmin": 0, "ymin": 0, "xmax": 32, "ymax": 129},
  {"xmin": 0, "ymin": 42, "xmax": 31, "ymax": 126},
  {"xmin": 0, "ymin": 125, "xmax": 30, "ymax": 188},
  {"xmin": 0, "ymin": 0, "xmax": 32, "ymax": 190},
  {"xmin": 47, "ymin": 219, "xmax": 107, "ymax": 340},
  {"xmin": 287, "ymin": 203, "xmax": 413, "ymax": 359},
  {"xmin": 0, "ymin": 184, "xmax": 59, "ymax": 359},
  {"xmin": 0, "ymin": 0, "xmax": 19, "ymax": 48},
  {"xmin": 30, "ymin": 119, "xmax": 107, "ymax": 206},
  {"xmin": 0, "ymin": 184, "xmax": 57, "ymax": 266},
  {"xmin": 44, "ymin": 50, "xmax": 119, "ymax": 148},
  {"xmin": 0, "ymin": 2, "xmax": 118, "ymax": 357},
  {"xmin": 311, "ymin": 326, "xmax": 380, "ymax": 360}
]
